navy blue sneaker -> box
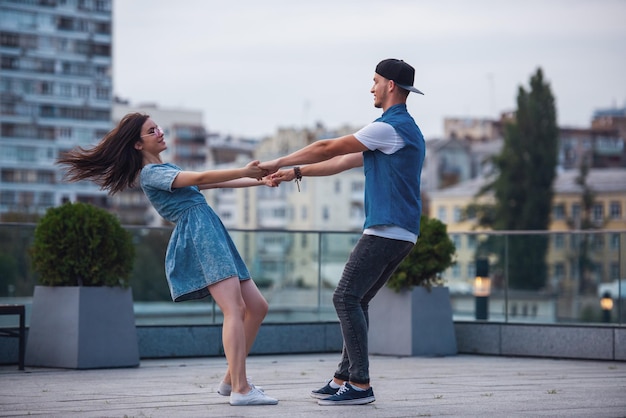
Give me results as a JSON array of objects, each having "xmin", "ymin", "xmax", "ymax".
[
  {"xmin": 310, "ymin": 379, "xmax": 340, "ymax": 399},
  {"xmin": 317, "ymin": 383, "xmax": 375, "ymax": 406}
]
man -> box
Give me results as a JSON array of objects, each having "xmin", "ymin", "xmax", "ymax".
[{"xmin": 260, "ymin": 58, "xmax": 425, "ymax": 406}]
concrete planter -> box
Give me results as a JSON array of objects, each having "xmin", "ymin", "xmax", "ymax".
[
  {"xmin": 369, "ymin": 286, "xmax": 457, "ymax": 357},
  {"xmin": 25, "ymin": 286, "xmax": 139, "ymax": 369}
]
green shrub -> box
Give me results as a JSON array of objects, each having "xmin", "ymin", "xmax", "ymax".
[
  {"xmin": 386, "ymin": 215, "xmax": 456, "ymax": 292},
  {"xmin": 30, "ymin": 202, "xmax": 135, "ymax": 287}
]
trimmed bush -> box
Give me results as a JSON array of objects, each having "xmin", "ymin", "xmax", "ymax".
[
  {"xmin": 386, "ymin": 215, "xmax": 456, "ymax": 292},
  {"xmin": 30, "ymin": 202, "xmax": 135, "ymax": 287}
]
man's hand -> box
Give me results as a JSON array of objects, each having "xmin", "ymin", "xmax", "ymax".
[
  {"xmin": 244, "ymin": 160, "xmax": 268, "ymax": 180},
  {"xmin": 258, "ymin": 175, "xmax": 279, "ymax": 187},
  {"xmin": 258, "ymin": 159, "xmax": 280, "ymax": 176},
  {"xmin": 270, "ymin": 168, "xmax": 296, "ymax": 185}
]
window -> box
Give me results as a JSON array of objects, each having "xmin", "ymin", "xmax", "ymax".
[
  {"xmin": 59, "ymin": 83, "xmax": 72, "ymax": 97},
  {"xmin": 570, "ymin": 234, "xmax": 581, "ymax": 250},
  {"xmin": 77, "ymin": 85, "xmax": 90, "ymax": 98},
  {"xmin": 554, "ymin": 263, "xmax": 565, "ymax": 280},
  {"xmin": 351, "ymin": 181, "xmax": 364, "ymax": 193},
  {"xmin": 39, "ymin": 192, "xmax": 54, "ymax": 206},
  {"xmin": 17, "ymin": 147, "xmax": 36, "ymax": 162},
  {"xmin": 467, "ymin": 262, "xmax": 475, "ymax": 279},
  {"xmin": 610, "ymin": 233, "xmax": 620, "ymax": 250},
  {"xmin": 1, "ymin": 56, "xmax": 19, "ymax": 70},
  {"xmin": 95, "ymin": 0, "xmax": 112, "ymax": 12},
  {"xmin": 592, "ymin": 203, "xmax": 603, "ymax": 222},
  {"xmin": 0, "ymin": 32, "xmax": 19, "ymax": 47},
  {"xmin": 437, "ymin": 206, "xmax": 447, "ymax": 222},
  {"xmin": 350, "ymin": 204, "xmax": 363, "ymax": 220},
  {"xmin": 609, "ymin": 201, "xmax": 622, "ymax": 219},
  {"xmin": 571, "ymin": 203, "xmax": 581, "ymax": 224},
  {"xmin": 610, "ymin": 262, "xmax": 620, "ymax": 280},
  {"xmin": 453, "ymin": 206, "xmax": 462, "ymax": 222},
  {"xmin": 40, "ymin": 81, "xmax": 53, "ymax": 95},
  {"xmin": 465, "ymin": 206, "xmax": 476, "ymax": 220},
  {"xmin": 591, "ymin": 234, "xmax": 604, "ymax": 250},
  {"xmin": 38, "ymin": 59, "xmax": 55, "ymax": 73},
  {"xmin": 451, "ymin": 234, "xmax": 461, "ymax": 249},
  {"xmin": 37, "ymin": 171, "xmax": 54, "ymax": 184},
  {"xmin": 451, "ymin": 264, "xmax": 460, "ymax": 279},
  {"xmin": 0, "ymin": 190, "xmax": 16, "ymax": 205},
  {"xmin": 552, "ymin": 204, "xmax": 565, "ymax": 220},
  {"xmin": 553, "ymin": 234, "xmax": 564, "ymax": 249}
]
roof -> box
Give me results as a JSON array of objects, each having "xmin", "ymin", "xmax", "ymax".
[
  {"xmin": 556, "ymin": 168, "xmax": 626, "ymax": 194},
  {"xmin": 429, "ymin": 168, "xmax": 626, "ymax": 198}
]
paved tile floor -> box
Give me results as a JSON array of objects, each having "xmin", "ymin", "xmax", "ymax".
[{"xmin": 1, "ymin": 353, "xmax": 625, "ymax": 417}]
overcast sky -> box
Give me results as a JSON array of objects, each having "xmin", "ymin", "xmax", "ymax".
[{"xmin": 113, "ymin": 0, "xmax": 626, "ymax": 140}]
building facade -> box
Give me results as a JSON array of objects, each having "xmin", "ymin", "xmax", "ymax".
[
  {"xmin": 0, "ymin": 0, "xmax": 113, "ymax": 219},
  {"xmin": 429, "ymin": 168, "xmax": 626, "ymax": 298}
]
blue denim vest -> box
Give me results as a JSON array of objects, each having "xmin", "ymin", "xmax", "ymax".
[{"xmin": 362, "ymin": 104, "xmax": 425, "ymax": 234}]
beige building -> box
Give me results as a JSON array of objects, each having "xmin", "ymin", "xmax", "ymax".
[{"xmin": 429, "ymin": 168, "xmax": 626, "ymax": 295}]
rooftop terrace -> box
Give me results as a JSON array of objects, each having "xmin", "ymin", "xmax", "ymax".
[{"xmin": 1, "ymin": 353, "xmax": 625, "ymax": 417}]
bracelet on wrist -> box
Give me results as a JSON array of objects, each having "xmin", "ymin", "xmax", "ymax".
[{"xmin": 293, "ymin": 167, "xmax": 302, "ymax": 192}]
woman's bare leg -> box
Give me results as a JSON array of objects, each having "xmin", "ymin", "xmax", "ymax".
[
  {"xmin": 209, "ymin": 276, "xmax": 250, "ymax": 394},
  {"xmin": 220, "ymin": 279, "xmax": 268, "ymax": 386}
]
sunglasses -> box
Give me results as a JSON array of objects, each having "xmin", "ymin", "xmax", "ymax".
[{"xmin": 140, "ymin": 126, "xmax": 164, "ymax": 138}]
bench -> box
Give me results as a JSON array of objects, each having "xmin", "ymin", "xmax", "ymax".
[{"xmin": 0, "ymin": 304, "xmax": 25, "ymax": 370}]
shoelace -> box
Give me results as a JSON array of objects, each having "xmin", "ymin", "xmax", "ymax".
[{"xmin": 334, "ymin": 384, "xmax": 350, "ymax": 396}]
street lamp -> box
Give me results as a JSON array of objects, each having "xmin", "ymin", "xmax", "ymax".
[
  {"xmin": 474, "ymin": 258, "xmax": 490, "ymax": 320},
  {"xmin": 600, "ymin": 291, "xmax": 613, "ymax": 323}
]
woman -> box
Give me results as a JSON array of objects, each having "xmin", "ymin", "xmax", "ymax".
[{"xmin": 58, "ymin": 112, "xmax": 278, "ymax": 406}]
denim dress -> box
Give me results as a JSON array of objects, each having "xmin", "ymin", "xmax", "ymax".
[{"xmin": 140, "ymin": 163, "xmax": 250, "ymax": 302}]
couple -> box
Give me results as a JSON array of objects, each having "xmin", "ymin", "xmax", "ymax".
[{"xmin": 58, "ymin": 58, "xmax": 426, "ymax": 406}]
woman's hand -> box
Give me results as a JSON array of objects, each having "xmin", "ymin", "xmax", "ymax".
[{"xmin": 258, "ymin": 176, "xmax": 279, "ymax": 187}]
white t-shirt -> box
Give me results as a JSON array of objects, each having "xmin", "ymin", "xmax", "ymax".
[
  {"xmin": 354, "ymin": 122, "xmax": 404, "ymax": 154},
  {"xmin": 353, "ymin": 122, "xmax": 418, "ymax": 244}
]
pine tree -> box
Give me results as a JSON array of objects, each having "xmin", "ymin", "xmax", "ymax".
[{"xmin": 483, "ymin": 68, "xmax": 559, "ymax": 290}]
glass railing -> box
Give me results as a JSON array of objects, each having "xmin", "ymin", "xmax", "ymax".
[{"xmin": 0, "ymin": 223, "xmax": 623, "ymax": 327}]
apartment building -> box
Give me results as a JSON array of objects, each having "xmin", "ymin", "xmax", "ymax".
[
  {"xmin": 441, "ymin": 112, "xmax": 626, "ymax": 178},
  {"xmin": 429, "ymin": 168, "xmax": 626, "ymax": 294},
  {"xmin": 0, "ymin": 0, "xmax": 113, "ymax": 219}
]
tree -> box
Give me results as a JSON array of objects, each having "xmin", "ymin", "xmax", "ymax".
[
  {"xmin": 567, "ymin": 161, "xmax": 597, "ymax": 294},
  {"xmin": 479, "ymin": 68, "xmax": 559, "ymax": 290}
]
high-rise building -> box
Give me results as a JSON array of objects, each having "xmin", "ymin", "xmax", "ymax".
[{"xmin": 0, "ymin": 0, "xmax": 113, "ymax": 219}]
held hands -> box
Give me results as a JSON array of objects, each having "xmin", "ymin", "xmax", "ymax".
[
  {"xmin": 244, "ymin": 160, "xmax": 269, "ymax": 180},
  {"xmin": 258, "ymin": 176, "xmax": 279, "ymax": 187},
  {"xmin": 250, "ymin": 160, "xmax": 298, "ymax": 188},
  {"xmin": 270, "ymin": 168, "xmax": 296, "ymax": 185},
  {"xmin": 243, "ymin": 160, "xmax": 281, "ymax": 187},
  {"xmin": 257, "ymin": 159, "xmax": 280, "ymax": 176}
]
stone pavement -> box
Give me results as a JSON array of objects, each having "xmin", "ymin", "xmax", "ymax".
[{"xmin": 1, "ymin": 353, "xmax": 625, "ymax": 417}]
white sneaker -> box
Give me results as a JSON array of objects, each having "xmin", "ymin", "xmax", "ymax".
[
  {"xmin": 230, "ymin": 385, "xmax": 278, "ymax": 406},
  {"xmin": 217, "ymin": 378, "xmax": 263, "ymax": 396}
]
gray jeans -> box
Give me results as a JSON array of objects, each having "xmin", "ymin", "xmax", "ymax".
[{"xmin": 332, "ymin": 234, "xmax": 414, "ymax": 384}]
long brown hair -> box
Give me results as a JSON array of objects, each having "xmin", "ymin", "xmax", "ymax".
[{"xmin": 57, "ymin": 113, "xmax": 150, "ymax": 195}]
